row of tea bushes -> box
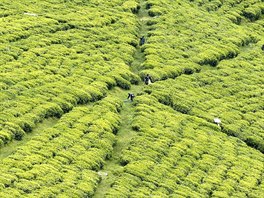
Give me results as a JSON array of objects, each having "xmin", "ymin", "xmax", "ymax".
[
  {"xmin": 105, "ymin": 95, "xmax": 264, "ymax": 197},
  {"xmin": 0, "ymin": 78, "xmax": 109, "ymax": 144},
  {"xmin": 138, "ymin": 0, "xmax": 262, "ymax": 81},
  {"xmin": 146, "ymin": 42, "xmax": 264, "ymax": 152},
  {"xmin": 0, "ymin": 0, "xmax": 141, "ymax": 146},
  {"xmin": 0, "ymin": 96, "xmax": 122, "ymax": 197},
  {"xmin": 191, "ymin": 0, "xmax": 264, "ymax": 22}
]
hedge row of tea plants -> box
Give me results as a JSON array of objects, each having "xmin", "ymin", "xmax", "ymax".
[
  {"xmin": 139, "ymin": 0, "xmax": 262, "ymax": 81},
  {"xmin": 0, "ymin": 96, "xmax": 123, "ymax": 197},
  {"xmin": 191, "ymin": 0, "xmax": 264, "ymax": 22},
  {"xmin": 105, "ymin": 95, "xmax": 264, "ymax": 197},
  {"xmin": 0, "ymin": 0, "xmax": 141, "ymax": 145}
]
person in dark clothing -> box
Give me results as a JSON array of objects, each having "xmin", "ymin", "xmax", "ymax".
[
  {"xmin": 262, "ymin": 44, "xmax": 264, "ymax": 51},
  {"xmin": 144, "ymin": 74, "xmax": 152, "ymax": 85},
  {"xmin": 127, "ymin": 93, "xmax": 135, "ymax": 102},
  {"xmin": 139, "ymin": 36, "xmax": 145, "ymax": 46}
]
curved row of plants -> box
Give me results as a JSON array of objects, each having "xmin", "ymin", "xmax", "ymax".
[{"xmin": 191, "ymin": 0, "xmax": 264, "ymax": 22}]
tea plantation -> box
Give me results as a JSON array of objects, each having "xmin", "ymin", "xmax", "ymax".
[{"xmin": 0, "ymin": 0, "xmax": 263, "ymax": 197}]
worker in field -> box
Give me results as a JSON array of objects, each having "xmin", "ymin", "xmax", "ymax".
[
  {"xmin": 127, "ymin": 93, "xmax": 135, "ymax": 102},
  {"xmin": 262, "ymin": 44, "xmax": 264, "ymax": 51},
  {"xmin": 144, "ymin": 74, "xmax": 152, "ymax": 85},
  {"xmin": 139, "ymin": 36, "xmax": 145, "ymax": 46}
]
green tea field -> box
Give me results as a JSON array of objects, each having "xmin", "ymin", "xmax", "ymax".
[{"xmin": 0, "ymin": 0, "xmax": 263, "ymax": 197}]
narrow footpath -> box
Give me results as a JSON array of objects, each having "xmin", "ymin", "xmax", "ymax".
[{"xmin": 93, "ymin": 1, "xmax": 151, "ymax": 197}]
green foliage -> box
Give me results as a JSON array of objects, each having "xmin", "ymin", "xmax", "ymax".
[
  {"xmin": 147, "ymin": 45, "xmax": 264, "ymax": 151},
  {"xmin": 242, "ymin": 4, "xmax": 263, "ymax": 22},
  {"xmin": 0, "ymin": 0, "xmax": 139, "ymax": 145},
  {"xmin": 113, "ymin": 75, "xmax": 132, "ymax": 90},
  {"xmin": 0, "ymin": 95, "xmax": 122, "ymax": 196},
  {"xmin": 0, "ymin": 0, "xmax": 263, "ymax": 197},
  {"xmin": 122, "ymin": 1, "xmax": 140, "ymax": 14},
  {"xmin": 105, "ymin": 94, "xmax": 264, "ymax": 196},
  {"xmin": 140, "ymin": 0, "xmax": 261, "ymax": 80}
]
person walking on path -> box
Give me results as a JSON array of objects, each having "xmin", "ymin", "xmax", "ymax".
[
  {"xmin": 144, "ymin": 74, "xmax": 152, "ymax": 85},
  {"xmin": 127, "ymin": 93, "xmax": 135, "ymax": 102},
  {"xmin": 139, "ymin": 36, "xmax": 145, "ymax": 46}
]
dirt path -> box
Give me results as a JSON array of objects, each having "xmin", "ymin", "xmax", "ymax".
[{"xmin": 93, "ymin": 1, "xmax": 151, "ymax": 197}]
